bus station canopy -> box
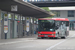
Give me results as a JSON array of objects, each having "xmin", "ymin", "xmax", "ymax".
[{"xmin": 0, "ymin": 0, "xmax": 51, "ymax": 18}]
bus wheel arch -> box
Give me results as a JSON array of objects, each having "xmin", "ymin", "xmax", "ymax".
[{"xmin": 55, "ymin": 32, "xmax": 59, "ymax": 39}]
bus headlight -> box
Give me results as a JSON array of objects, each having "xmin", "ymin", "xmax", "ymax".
[
  {"xmin": 52, "ymin": 34, "xmax": 55, "ymax": 36},
  {"xmin": 38, "ymin": 34, "xmax": 41, "ymax": 35}
]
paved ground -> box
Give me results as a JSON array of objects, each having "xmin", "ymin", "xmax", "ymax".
[{"xmin": 0, "ymin": 31, "xmax": 75, "ymax": 50}]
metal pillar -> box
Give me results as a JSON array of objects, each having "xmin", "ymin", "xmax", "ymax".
[
  {"xmin": 29, "ymin": 17, "xmax": 32, "ymax": 35},
  {"xmin": 23, "ymin": 17, "xmax": 25, "ymax": 36},
  {"xmin": 0, "ymin": 10, "xmax": 2, "ymax": 39},
  {"xmin": 1, "ymin": 11, "xmax": 6, "ymax": 39},
  {"xmin": 19, "ymin": 15, "xmax": 23, "ymax": 37},
  {"xmin": 25, "ymin": 17, "xmax": 26, "ymax": 36},
  {"xmin": 14, "ymin": 14, "xmax": 18, "ymax": 38},
  {"xmin": 34, "ymin": 18, "xmax": 37, "ymax": 34},
  {"xmin": 21, "ymin": 16, "xmax": 23, "ymax": 37},
  {"xmin": 17, "ymin": 15, "xmax": 20, "ymax": 38},
  {"xmin": 8, "ymin": 17, "xmax": 10, "ymax": 39},
  {"xmin": 32, "ymin": 17, "xmax": 34, "ymax": 34}
]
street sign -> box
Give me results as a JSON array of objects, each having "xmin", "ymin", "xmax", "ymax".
[
  {"xmin": 4, "ymin": 26, "xmax": 8, "ymax": 33},
  {"xmin": 11, "ymin": 5, "xmax": 17, "ymax": 11},
  {"xmin": 26, "ymin": 17, "xmax": 29, "ymax": 32}
]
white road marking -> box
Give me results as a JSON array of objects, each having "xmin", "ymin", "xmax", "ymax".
[
  {"xmin": 46, "ymin": 34, "xmax": 75, "ymax": 50},
  {"xmin": 0, "ymin": 40, "xmax": 34, "ymax": 45},
  {"xmin": 0, "ymin": 41, "xmax": 24, "ymax": 45},
  {"xmin": 17, "ymin": 45, "xmax": 35, "ymax": 48}
]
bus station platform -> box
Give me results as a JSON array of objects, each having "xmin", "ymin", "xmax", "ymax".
[
  {"xmin": 0, "ymin": 34, "xmax": 37, "ymax": 45},
  {"xmin": 0, "ymin": 0, "xmax": 51, "ymax": 39}
]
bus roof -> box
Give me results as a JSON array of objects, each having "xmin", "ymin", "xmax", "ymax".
[
  {"xmin": 52, "ymin": 18, "xmax": 69, "ymax": 21},
  {"xmin": 38, "ymin": 18, "xmax": 53, "ymax": 20},
  {"xmin": 38, "ymin": 18, "xmax": 69, "ymax": 21}
]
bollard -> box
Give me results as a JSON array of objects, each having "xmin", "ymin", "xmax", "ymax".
[
  {"xmin": 5, "ymin": 33, "xmax": 7, "ymax": 39},
  {"xmin": 27, "ymin": 31, "xmax": 29, "ymax": 36},
  {"xmin": 4, "ymin": 31, "xmax": 8, "ymax": 39}
]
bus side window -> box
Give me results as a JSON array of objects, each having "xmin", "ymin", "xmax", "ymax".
[
  {"xmin": 66, "ymin": 21, "xmax": 69, "ymax": 26},
  {"xmin": 55, "ymin": 21, "xmax": 60, "ymax": 29}
]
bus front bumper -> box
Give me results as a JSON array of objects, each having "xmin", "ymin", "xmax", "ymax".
[{"xmin": 38, "ymin": 35, "xmax": 55, "ymax": 37}]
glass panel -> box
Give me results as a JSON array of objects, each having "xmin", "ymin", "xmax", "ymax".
[
  {"xmin": 15, "ymin": 15, "xmax": 18, "ymax": 20},
  {"xmin": 8, "ymin": 14, "xmax": 11, "ymax": 19},
  {"xmin": 38, "ymin": 20, "xmax": 55, "ymax": 31},
  {"xmin": 68, "ymin": 10, "xmax": 74, "ymax": 17}
]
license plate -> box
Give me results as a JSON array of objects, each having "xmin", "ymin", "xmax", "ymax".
[{"xmin": 44, "ymin": 35, "xmax": 48, "ymax": 37}]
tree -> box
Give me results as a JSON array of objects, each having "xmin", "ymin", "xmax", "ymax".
[
  {"xmin": 41, "ymin": 7, "xmax": 55, "ymax": 18},
  {"xmin": 41, "ymin": 7, "xmax": 50, "ymax": 12}
]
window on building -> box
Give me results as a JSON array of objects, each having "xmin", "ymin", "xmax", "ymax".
[
  {"xmin": 52, "ymin": 11, "xmax": 60, "ymax": 17},
  {"xmin": 68, "ymin": 10, "xmax": 74, "ymax": 17}
]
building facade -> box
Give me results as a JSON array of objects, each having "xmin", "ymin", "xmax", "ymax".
[{"xmin": 49, "ymin": 7, "xmax": 75, "ymax": 30}]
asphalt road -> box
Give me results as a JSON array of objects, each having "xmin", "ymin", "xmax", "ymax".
[{"xmin": 0, "ymin": 31, "xmax": 75, "ymax": 50}]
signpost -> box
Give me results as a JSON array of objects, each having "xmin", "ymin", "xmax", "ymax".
[
  {"xmin": 4, "ymin": 13, "xmax": 8, "ymax": 39},
  {"xmin": 26, "ymin": 17, "xmax": 29, "ymax": 36}
]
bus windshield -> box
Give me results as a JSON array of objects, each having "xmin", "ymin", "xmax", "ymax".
[{"xmin": 38, "ymin": 20, "xmax": 55, "ymax": 31}]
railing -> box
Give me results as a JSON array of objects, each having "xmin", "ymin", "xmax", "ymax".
[
  {"xmin": 23, "ymin": 0, "xmax": 70, "ymax": 2},
  {"xmin": 23, "ymin": 0, "xmax": 75, "ymax": 2}
]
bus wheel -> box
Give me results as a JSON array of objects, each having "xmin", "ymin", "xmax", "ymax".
[
  {"xmin": 41, "ymin": 37, "xmax": 44, "ymax": 39},
  {"xmin": 49, "ymin": 37, "xmax": 53, "ymax": 39},
  {"xmin": 61, "ymin": 36, "xmax": 66, "ymax": 39}
]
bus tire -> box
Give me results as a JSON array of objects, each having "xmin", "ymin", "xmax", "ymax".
[
  {"xmin": 54, "ymin": 37, "xmax": 58, "ymax": 39},
  {"xmin": 49, "ymin": 37, "xmax": 53, "ymax": 39},
  {"xmin": 61, "ymin": 36, "xmax": 66, "ymax": 39},
  {"xmin": 41, "ymin": 37, "xmax": 44, "ymax": 39}
]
